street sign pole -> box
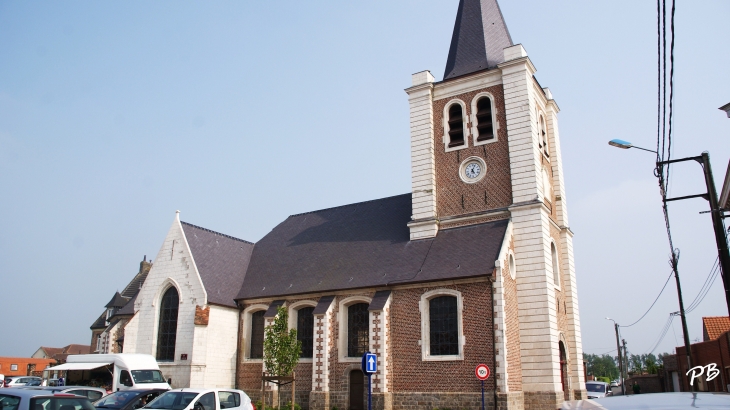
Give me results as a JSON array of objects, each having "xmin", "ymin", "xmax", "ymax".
[
  {"xmin": 475, "ymin": 364, "xmax": 490, "ymax": 410},
  {"xmin": 480, "ymin": 380, "xmax": 484, "ymax": 410},
  {"xmin": 362, "ymin": 352, "xmax": 377, "ymax": 410}
]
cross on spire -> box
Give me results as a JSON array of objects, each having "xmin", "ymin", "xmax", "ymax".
[{"xmin": 443, "ymin": 0, "xmax": 513, "ymax": 80}]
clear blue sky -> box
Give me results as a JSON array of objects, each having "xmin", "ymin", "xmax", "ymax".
[{"xmin": 1, "ymin": 1, "xmax": 728, "ymax": 360}]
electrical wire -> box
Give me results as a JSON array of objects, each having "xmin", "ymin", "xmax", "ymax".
[
  {"xmin": 646, "ymin": 313, "xmax": 675, "ymax": 354},
  {"xmin": 620, "ymin": 270, "xmax": 674, "ymax": 328},
  {"xmin": 686, "ymin": 259, "xmax": 721, "ymax": 313}
]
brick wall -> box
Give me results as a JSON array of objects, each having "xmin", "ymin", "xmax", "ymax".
[
  {"xmin": 502, "ymin": 240, "xmax": 523, "ymax": 393},
  {"xmin": 433, "ymin": 85, "xmax": 513, "ymax": 220}
]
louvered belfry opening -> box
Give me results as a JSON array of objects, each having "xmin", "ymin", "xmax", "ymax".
[
  {"xmin": 476, "ymin": 97, "xmax": 494, "ymax": 141},
  {"xmin": 156, "ymin": 287, "xmax": 179, "ymax": 361},
  {"xmin": 447, "ymin": 104, "xmax": 465, "ymax": 147}
]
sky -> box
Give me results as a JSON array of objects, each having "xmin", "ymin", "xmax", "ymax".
[{"xmin": 1, "ymin": 1, "xmax": 729, "ymax": 361}]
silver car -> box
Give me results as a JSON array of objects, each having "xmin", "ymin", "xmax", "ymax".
[
  {"xmin": 0, "ymin": 388, "xmax": 96, "ymax": 410},
  {"xmin": 562, "ymin": 392, "xmax": 730, "ymax": 409},
  {"xmin": 19, "ymin": 386, "xmax": 107, "ymax": 401}
]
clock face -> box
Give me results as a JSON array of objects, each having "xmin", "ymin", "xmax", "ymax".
[{"xmin": 465, "ymin": 162, "xmax": 481, "ymax": 179}]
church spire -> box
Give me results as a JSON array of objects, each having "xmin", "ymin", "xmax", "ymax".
[{"xmin": 443, "ymin": 0, "xmax": 513, "ymax": 80}]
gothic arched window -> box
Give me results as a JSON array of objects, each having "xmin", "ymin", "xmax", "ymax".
[
  {"xmin": 539, "ymin": 115, "xmax": 549, "ymax": 158},
  {"xmin": 156, "ymin": 287, "xmax": 179, "ymax": 361},
  {"xmin": 250, "ymin": 310, "xmax": 265, "ymax": 359},
  {"xmin": 551, "ymin": 242, "xmax": 561, "ymax": 287},
  {"xmin": 347, "ymin": 303, "xmax": 369, "ymax": 357},
  {"xmin": 447, "ymin": 104, "xmax": 465, "ymax": 147},
  {"xmin": 475, "ymin": 97, "xmax": 494, "ymax": 141},
  {"xmin": 429, "ymin": 296, "xmax": 459, "ymax": 356},
  {"xmin": 297, "ymin": 307, "xmax": 314, "ymax": 358}
]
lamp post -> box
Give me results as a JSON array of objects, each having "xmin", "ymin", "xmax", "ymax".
[
  {"xmin": 607, "ymin": 139, "xmax": 704, "ymax": 391},
  {"xmin": 606, "ymin": 318, "xmax": 625, "ymax": 396}
]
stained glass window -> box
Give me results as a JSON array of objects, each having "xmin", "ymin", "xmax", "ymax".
[
  {"xmin": 250, "ymin": 311, "xmax": 265, "ymax": 359},
  {"xmin": 429, "ymin": 296, "xmax": 458, "ymax": 356},
  {"xmin": 297, "ymin": 307, "xmax": 314, "ymax": 358},
  {"xmin": 347, "ymin": 303, "xmax": 369, "ymax": 357},
  {"xmin": 156, "ymin": 287, "xmax": 179, "ymax": 361}
]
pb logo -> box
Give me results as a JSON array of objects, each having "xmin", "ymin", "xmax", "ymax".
[{"xmin": 686, "ymin": 363, "xmax": 720, "ymax": 386}]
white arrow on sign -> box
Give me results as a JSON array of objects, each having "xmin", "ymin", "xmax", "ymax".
[{"xmin": 368, "ymin": 356, "xmax": 375, "ymax": 371}]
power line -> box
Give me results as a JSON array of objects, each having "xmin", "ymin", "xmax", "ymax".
[
  {"xmin": 620, "ymin": 270, "xmax": 674, "ymax": 328},
  {"xmin": 646, "ymin": 313, "xmax": 675, "ymax": 354},
  {"xmin": 686, "ymin": 259, "xmax": 721, "ymax": 313}
]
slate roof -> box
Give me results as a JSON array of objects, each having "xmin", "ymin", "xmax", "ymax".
[
  {"xmin": 105, "ymin": 292, "xmax": 130, "ymax": 308},
  {"xmin": 90, "ymin": 312, "xmax": 107, "ymax": 330},
  {"xmin": 120, "ymin": 260, "xmax": 151, "ymax": 299},
  {"xmin": 702, "ymin": 316, "xmax": 730, "ymax": 341},
  {"xmin": 237, "ymin": 194, "xmax": 508, "ymax": 299},
  {"xmin": 443, "ymin": 0, "xmax": 513, "ymax": 80},
  {"xmin": 181, "ymin": 222, "xmax": 255, "ymax": 307},
  {"xmin": 115, "ymin": 294, "xmax": 138, "ymax": 316}
]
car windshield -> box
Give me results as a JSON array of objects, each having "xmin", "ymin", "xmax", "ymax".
[
  {"xmin": 95, "ymin": 391, "xmax": 142, "ymax": 408},
  {"xmin": 31, "ymin": 397, "xmax": 96, "ymax": 410},
  {"xmin": 145, "ymin": 392, "xmax": 200, "ymax": 410},
  {"xmin": 131, "ymin": 370, "xmax": 165, "ymax": 384},
  {"xmin": 586, "ymin": 383, "xmax": 606, "ymax": 392}
]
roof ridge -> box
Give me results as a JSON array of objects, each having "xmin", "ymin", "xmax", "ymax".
[
  {"xmin": 181, "ymin": 221, "xmax": 255, "ymax": 245},
  {"xmin": 289, "ymin": 193, "xmax": 410, "ymax": 218}
]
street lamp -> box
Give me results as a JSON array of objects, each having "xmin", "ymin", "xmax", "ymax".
[
  {"xmin": 607, "ymin": 139, "xmax": 658, "ymax": 153},
  {"xmin": 605, "ymin": 318, "xmax": 625, "ymax": 396}
]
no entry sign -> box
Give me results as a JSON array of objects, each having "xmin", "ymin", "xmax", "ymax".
[{"xmin": 475, "ymin": 364, "xmax": 490, "ymax": 381}]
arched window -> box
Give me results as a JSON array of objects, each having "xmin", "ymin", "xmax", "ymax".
[
  {"xmin": 551, "ymin": 242, "xmax": 561, "ymax": 287},
  {"xmin": 250, "ymin": 310, "xmax": 265, "ymax": 359},
  {"xmin": 447, "ymin": 104, "xmax": 465, "ymax": 147},
  {"xmin": 297, "ymin": 307, "xmax": 314, "ymax": 358},
  {"xmin": 509, "ymin": 253, "xmax": 516, "ymax": 280},
  {"xmin": 429, "ymin": 296, "xmax": 459, "ymax": 356},
  {"xmin": 347, "ymin": 303, "xmax": 369, "ymax": 357},
  {"xmin": 539, "ymin": 115, "xmax": 549, "ymax": 158},
  {"xmin": 475, "ymin": 97, "xmax": 494, "ymax": 141},
  {"xmin": 156, "ymin": 287, "xmax": 179, "ymax": 361}
]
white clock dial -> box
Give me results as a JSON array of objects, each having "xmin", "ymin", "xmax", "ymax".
[{"xmin": 465, "ymin": 162, "xmax": 481, "ymax": 179}]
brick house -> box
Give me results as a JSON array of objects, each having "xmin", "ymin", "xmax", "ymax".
[
  {"xmin": 0, "ymin": 358, "xmax": 57, "ymax": 377},
  {"xmin": 119, "ymin": 0, "xmax": 586, "ymax": 409},
  {"xmin": 31, "ymin": 345, "xmax": 90, "ymax": 365},
  {"xmin": 674, "ymin": 317, "xmax": 730, "ymax": 392}
]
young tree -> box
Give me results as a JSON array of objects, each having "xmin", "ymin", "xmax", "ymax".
[{"xmin": 264, "ymin": 305, "xmax": 302, "ymax": 377}]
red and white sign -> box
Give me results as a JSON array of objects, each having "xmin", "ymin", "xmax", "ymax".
[{"xmin": 475, "ymin": 364, "xmax": 490, "ymax": 381}]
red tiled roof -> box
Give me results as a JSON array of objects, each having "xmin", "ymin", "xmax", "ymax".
[{"xmin": 702, "ymin": 316, "xmax": 730, "ymax": 341}]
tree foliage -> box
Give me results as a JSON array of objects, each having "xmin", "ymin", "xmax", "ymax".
[
  {"xmin": 263, "ymin": 306, "xmax": 302, "ymax": 377},
  {"xmin": 627, "ymin": 353, "xmax": 666, "ymax": 375},
  {"xmin": 583, "ymin": 353, "xmax": 619, "ymax": 380}
]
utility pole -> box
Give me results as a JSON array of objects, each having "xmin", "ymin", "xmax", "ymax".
[
  {"xmin": 622, "ymin": 339, "xmax": 628, "ymax": 388},
  {"xmin": 659, "ymin": 153, "xmax": 730, "ymax": 316},
  {"xmin": 608, "ymin": 320, "xmax": 625, "ymax": 396}
]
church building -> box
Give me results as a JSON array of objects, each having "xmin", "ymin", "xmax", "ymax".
[{"xmin": 118, "ymin": 1, "xmax": 586, "ymax": 409}]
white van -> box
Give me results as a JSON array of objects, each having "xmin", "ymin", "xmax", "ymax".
[{"xmin": 44, "ymin": 354, "xmax": 171, "ymax": 392}]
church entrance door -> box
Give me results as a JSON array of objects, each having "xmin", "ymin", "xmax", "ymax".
[
  {"xmin": 559, "ymin": 341, "xmax": 569, "ymax": 400},
  {"xmin": 349, "ymin": 369, "xmax": 364, "ymax": 410}
]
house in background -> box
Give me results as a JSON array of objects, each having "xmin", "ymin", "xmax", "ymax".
[
  {"xmin": 0, "ymin": 358, "xmax": 57, "ymax": 377},
  {"xmin": 673, "ymin": 316, "xmax": 730, "ymax": 393},
  {"xmin": 31, "ymin": 345, "xmax": 90, "ymax": 365},
  {"xmin": 90, "ymin": 257, "xmax": 152, "ymax": 354}
]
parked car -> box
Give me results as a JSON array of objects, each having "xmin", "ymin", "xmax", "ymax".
[
  {"xmin": 4, "ymin": 377, "xmax": 41, "ymax": 388},
  {"xmin": 584, "ymin": 381, "xmax": 611, "ymax": 399},
  {"xmin": 0, "ymin": 388, "xmax": 96, "ymax": 410},
  {"xmin": 20, "ymin": 386, "xmax": 108, "ymax": 401},
  {"xmin": 145, "ymin": 388, "xmax": 254, "ymax": 410},
  {"xmin": 609, "ymin": 380, "xmax": 618, "ymax": 388},
  {"xmin": 94, "ymin": 389, "xmax": 168, "ymax": 410},
  {"xmin": 561, "ymin": 392, "xmax": 730, "ymax": 409}
]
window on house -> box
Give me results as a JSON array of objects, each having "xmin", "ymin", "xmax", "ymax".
[
  {"xmin": 250, "ymin": 310, "xmax": 265, "ymax": 359},
  {"xmin": 156, "ymin": 287, "xmax": 179, "ymax": 362},
  {"xmin": 475, "ymin": 97, "xmax": 494, "ymax": 141},
  {"xmin": 447, "ymin": 104, "xmax": 465, "ymax": 147},
  {"xmin": 10, "ymin": 364, "xmax": 18, "ymax": 371},
  {"xmin": 551, "ymin": 242, "xmax": 561, "ymax": 287},
  {"xmin": 297, "ymin": 307, "xmax": 314, "ymax": 359},
  {"xmin": 429, "ymin": 296, "xmax": 459, "ymax": 356},
  {"xmin": 347, "ymin": 303, "xmax": 369, "ymax": 357}
]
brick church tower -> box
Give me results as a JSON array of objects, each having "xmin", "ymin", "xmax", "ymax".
[{"xmin": 407, "ymin": 0, "xmax": 586, "ymax": 407}]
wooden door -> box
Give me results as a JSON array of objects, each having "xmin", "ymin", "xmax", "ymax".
[{"xmin": 349, "ymin": 369, "xmax": 364, "ymax": 410}]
